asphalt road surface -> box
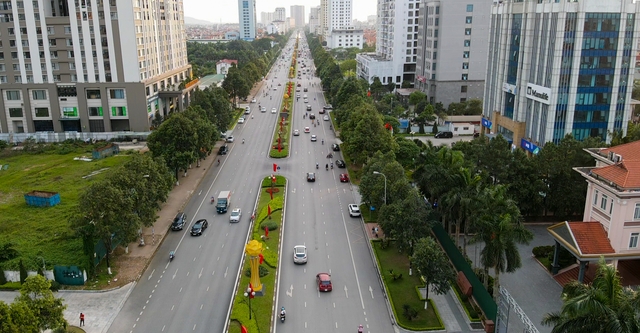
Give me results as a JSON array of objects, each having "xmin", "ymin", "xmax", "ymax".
[{"xmin": 108, "ymin": 34, "xmax": 394, "ymax": 333}]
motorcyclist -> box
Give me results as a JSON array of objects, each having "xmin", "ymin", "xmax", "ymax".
[
  {"xmin": 321, "ymin": 139, "xmax": 324, "ymax": 145},
  {"xmin": 242, "ymin": 138, "xmax": 245, "ymax": 144},
  {"xmin": 280, "ymin": 307, "xmax": 286, "ymax": 318},
  {"xmin": 316, "ymin": 163, "xmax": 319, "ymax": 169},
  {"xmin": 358, "ymin": 324, "xmax": 363, "ymax": 333},
  {"xmin": 330, "ymin": 162, "xmax": 333, "ymax": 169},
  {"xmin": 326, "ymin": 164, "xmax": 329, "ymax": 170},
  {"xmin": 169, "ymin": 250, "xmax": 175, "ymax": 260}
]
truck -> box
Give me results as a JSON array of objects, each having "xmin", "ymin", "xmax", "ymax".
[{"xmin": 216, "ymin": 191, "xmax": 231, "ymax": 213}]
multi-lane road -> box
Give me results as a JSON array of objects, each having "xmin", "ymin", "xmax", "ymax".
[{"xmin": 108, "ymin": 34, "xmax": 393, "ymax": 333}]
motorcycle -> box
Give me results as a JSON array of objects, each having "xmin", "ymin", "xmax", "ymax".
[
  {"xmin": 330, "ymin": 163, "xmax": 333, "ymax": 169},
  {"xmin": 169, "ymin": 251, "xmax": 175, "ymax": 262},
  {"xmin": 326, "ymin": 153, "xmax": 333, "ymax": 158},
  {"xmin": 210, "ymin": 196, "xmax": 215, "ymax": 204},
  {"xmin": 358, "ymin": 324, "xmax": 363, "ymax": 333},
  {"xmin": 242, "ymin": 139, "xmax": 245, "ymax": 144},
  {"xmin": 280, "ymin": 307, "xmax": 286, "ymax": 323},
  {"xmin": 316, "ymin": 163, "xmax": 319, "ymax": 169},
  {"xmin": 325, "ymin": 164, "xmax": 329, "ymax": 171}
]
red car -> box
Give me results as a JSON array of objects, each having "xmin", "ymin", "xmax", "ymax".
[
  {"xmin": 316, "ymin": 273, "xmax": 332, "ymax": 292},
  {"xmin": 340, "ymin": 173, "xmax": 350, "ymax": 182}
]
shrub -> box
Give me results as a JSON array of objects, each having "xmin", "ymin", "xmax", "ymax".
[
  {"xmin": 49, "ymin": 280, "xmax": 61, "ymax": 291},
  {"xmin": 532, "ymin": 245, "xmax": 554, "ymax": 258},
  {"xmin": 260, "ymin": 221, "xmax": 278, "ymax": 231},
  {"xmin": 0, "ymin": 270, "xmax": 6, "ymax": 285},
  {"xmin": 19, "ymin": 259, "xmax": 27, "ymax": 283},
  {"xmin": 244, "ymin": 265, "xmax": 269, "ymax": 278},
  {"xmin": 402, "ymin": 304, "xmax": 418, "ymax": 320},
  {"xmin": 261, "ymin": 175, "xmax": 286, "ymax": 187}
]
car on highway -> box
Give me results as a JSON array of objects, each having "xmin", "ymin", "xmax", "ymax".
[
  {"xmin": 171, "ymin": 212, "xmax": 187, "ymax": 231},
  {"xmin": 332, "ymin": 143, "xmax": 340, "ymax": 151},
  {"xmin": 238, "ymin": 117, "xmax": 245, "ymax": 124},
  {"xmin": 297, "ymin": 83, "xmax": 301, "ymax": 87},
  {"xmin": 226, "ymin": 136, "xmax": 234, "ymax": 143},
  {"xmin": 323, "ymin": 105, "xmax": 333, "ymax": 111},
  {"xmin": 218, "ymin": 144, "xmax": 228, "ymax": 155},
  {"xmin": 307, "ymin": 105, "xmax": 312, "ymax": 111},
  {"xmin": 306, "ymin": 172, "xmax": 316, "ymax": 182},
  {"xmin": 311, "ymin": 135, "xmax": 317, "ymax": 142},
  {"xmin": 273, "ymin": 87, "xmax": 277, "ymax": 91},
  {"xmin": 309, "ymin": 113, "xmax": 316, "ymax": 119},
  {"xmin": 303, "ymin": 87, "xmax": 308, "ymax": 92},
  {"xmin": 348, "ymin": 204, "xmax": 361, "ymax": 217},
  {"xmin": 335, "ymin": 159, "xmax": 346, "ymax": 168},
  {"xmin": 251, "ymin": 98, "xmax": 256, "ymax": 103},
  {"xmin": 293, "ymin": 245, "xmax": 307, "ymax": 264},
  {"xmin": 271, "ymin": 107, "xmax": 277, "ymax": 114},
  {"xmin": 323, "ymin": 115, "xmax": 329, "ymax": 121},
  {"xmin": 191, "ymin": 219, "xmax": 208, "ymax": 236},
  {"xmin": 293, "ymin": 129, "xmax": 300, "ymax": 136},
  {"xmin": 278, "ymin": 83, "xmax": 281, "ymax": 86},
  {"xmin": 316, "ymin": 273, "xmax": 332, "ymax": 292},
  {"xmin": 318, "ymin": 108, "xmax": 325, "ymax": 114},
  {"xmin": 304, "ymin": 127, "xmax": 310, "ymax": 133},
  {"xmin": 340, "ymin": 173, "xmax": 350, "ymax": 182},
  {"xmin": 229, "ymin": 208, "xmax": 242, "ymax": 223},
  {"xmin": 261, "ymin": 106, "xmax": 266, "ymax": 112}
]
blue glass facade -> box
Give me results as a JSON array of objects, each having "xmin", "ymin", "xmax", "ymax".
[
  {"xmin": 553, "ymin": 13, "xmax": 577, "ymax": 144},
  {"xmin": 614, "ymin": 13, "xmax": 635, "ymax": 133},
  {"xmin": 504, "ymin": 14, "xmax": 522, "ymax": 119}
]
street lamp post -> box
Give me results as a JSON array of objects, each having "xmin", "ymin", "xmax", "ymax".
[
  {"xmin": 244, "ymin": 286, "xmax": 256, "ymax": 319},
  {"xmin": 373, "ymin": 171, "xmax": 387, "ymax": 205}
]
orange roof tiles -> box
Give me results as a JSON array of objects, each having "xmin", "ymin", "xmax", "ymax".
[
  {"xmin": 593, "ymin": 141, "xmax": 640, "ymax": 189},
  {"xmin": 568, "ymin": 222, "xmax": 615, "ymax": 255}
]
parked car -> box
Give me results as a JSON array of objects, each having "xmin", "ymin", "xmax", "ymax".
[
  {"xmin": 293, "ymin": 245, "xmax": 308, "ymax": 264},
  {"xmin": 348, "ymin": 204, "xmax": 361, "ymax": 217},
  {"xmin": 434, "ymin": 131, "xmax": 453, "ymax": 138},
  {"xmin": 191, "ymin": 219, "xmax": 208, "ymax": 236},
  {"xmin": 316, "ymin": 273, "xmax": 332, "ymax": 292},
  {"xmin": 251, "ymin": 98, "xmax": 256, "ymax": 103},
  {"xmin": 226, "ymin": 136, "xmax": 234, "ymax": 143},
  {"xmin": 171, "ymin": 212, "xmax": 187, "ymax": 230},
  {"xmin": 229, "ymin": 208, "xmax": 242, "ymax": 223},
  {"xmin": 218, "ymin": 145, "xmax": 228, "ymax": 155},
  {"xmin": 238, "ymin": 117, "xmax": 245, "ymax": 124}
]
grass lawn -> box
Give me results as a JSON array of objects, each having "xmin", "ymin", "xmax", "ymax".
[
  {"xmin": 373, "ymin": 240, "xmax": 444, "ymax": 331},
  {"xmin": 0, "ymin": 147, "xmax": 130, "ymax": 270},
  {"xmin": 269, "ymin": 82, "xmax": 294, "ymax": 158},
  {"xmin": 229, "ymin": 176, "xmax": 285, "ymax": 333}
]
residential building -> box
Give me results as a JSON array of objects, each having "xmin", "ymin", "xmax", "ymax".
[
  {"xmin": 309, "ymin": 6, "xmax": 321, "ymax": 35},
  {"xmin": 216, "ymin": 59, "xmax": 238, "ymax": 76},
  {"xmin": 274, "ymin": 7, "xmax": 286, "ymax": 22},
  {"xmin": 319, "ymin": 0, "xmax": 353, "ymax": 42},
  {"xmin": 356, "ymin": 0, "xmax": 418, "ymax": 87},
  {"xmin": 225, "ymin": 31, "xmax": 240, "ymax": 40},
  {"xmin": 0, "ymin": 0, "xmax": 193, "ymax": 135},
  {"xmin": 327, "ymin": 28, "xmax": 364, "ymax": 49},
  {"xmin": 238, "ymin": 0, "xmax": 257, "ymax": 41},
  {"xmin": 415, "ymin": 0, "xmax": 490, "ymax": 108},
  {"xmin": 291, "ymin": 5, "xmax": 305, "ymax": 28},
  {"xmin": 549, "ymin": 140, "xmax": 640, "ymax": 285},
  {"xmin": 320, "ymin": 0, "xmax": 329, "ymax": 37},
  {"xmin": 482, "ymin": 0, "xmax": 640, "ymax": 150},
  {"xmin": 265, "ymin": 23, "xmax": 279, "ymax": 35},
  {"xmin": 261, "ymin": 11, "xmax": 274, "ymax": 25}
]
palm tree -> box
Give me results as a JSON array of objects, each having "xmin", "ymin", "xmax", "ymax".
[
  {"xmin": 441, "ymin": 167, "xmax": 482, "ymax": 250},
  {"xmin": 469, "ymin": 185, "xmax": 533, "ymax": 298},
  {"xmin": 542, "ymin": 257, "xmax": 640, "ymax": 333}
]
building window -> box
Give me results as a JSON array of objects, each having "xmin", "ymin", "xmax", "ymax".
[
  {"xmin": 463, "ymin": 51, "xmax": 470, "ymax": 58},
  {"xmin": 466, "ymin": 16, "xmax": 472, "ymax": 24},
  {"xmin": 109, "ymin": 89, "xmax": 125, "ymax": 99},
  {"xmin": 35, "ymin": 107, "xmax": 49, "ymax": 117},
  {"xmin": 600, "ymin": 194, "xmax": 608, "ymax": 211},
  {"xmin": 609, "ymin": 200, "xmax": 614, "ymax": 215},
  {"xmin": 635, "ymin": 203, "xmax": 640, "ymax": 220},
  {"xmin": 111, "ymin": 106, "xmax": 127, "ymax": 116},
  {"xmin": 466, "ymin": 4, "xmax": 473, "ymax": 12},
  {"xmin": 6, "ymin": 90, "xmax": 20, "ymax": 100},
  {"xmin": 9, "ymin": 107, "xmax": 22, "ymax": 117},
  {"xmin": 630, "ymin": 233, "xmax": 639, "ymax": 248},
  {"xmin": 461, "ymin": 86, "xmax": 468, "ymax": 93},
  {"xmin": 462, "ymin": 62, "xmax": 469, "ymax": 69},
  {"xmin": 88, "ymin": 106, "xmax": 103, "ymax": 116},
  {"xmin": 465, "ymin": 28, "xmax": 472, "ymax": 35},
  {"xmin": 464, "ymin": 40, "xmax": 471, "ymax": 47},
  {"xmin": 593, "ymin": 189, "xmax": 599, "ymax": 205},
  {"xmin": 31, "ymin": 90, "xmax": 46, "ymax": 100},
  {"xmin": 462, "ymin": 74, "xmax": 468, "ymax": 80},
  {"xmin": 86, "ymin": 89, "xmax": 101, "ymax": 99},
  {"xmin": 62, "ymin": 107, "xmax": 78, "ymax": 117}
]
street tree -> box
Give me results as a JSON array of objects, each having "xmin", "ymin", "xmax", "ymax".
[
  {"xmin": 469, "ymin": 185, "xmax": 533, "ymax": 298},
  {"xmin": 379, "ymin": 188, "xmax": 433, "ymax": 252},
  {"xmin": 466, "ymin": 99, "xmax": 483, "ymax": 115},
  {"xmin": 395, "ymin": 137, "xmax": 420, "ymax": 170},
  {"xmin": 4, "ymin": 301, "xmax": 38, "ymax": 333},
  {"xmin": 334, "ymin": 94, "xmax": 365, "ymax": 127},
  {"xmin": 358, "ymin": 151, "xmax": 397, "ymax": 209},
  {"xmin": 184, "ymin": 106, "xmax": 217, "ymax": 165},
  {"xmin": 411, "ymin": 237, "xmax": 456, "ymax": 309},
  {"xmin": 408, "ymin": 91, "xmax": 426, "ymax": 107},
  {"xmin": 192, "ymin": 87, "xmax": 234, "ymax": 132},
  {"xmin": 414, "ymin": 104, "xmax": 436, "ymax": 134},
  {"xmin": 339, "ymin": 59, "xmax": 357, "ymax": 74},
  {"xmin": 441, "ymin": 167, "xmax": 482, "ymax": 250},
  {"xmin": 369, "ymin": 76, "xmax": 386, "ymax": 101},
  {"xmin": 333, "ymin": 76, "xmax": 365, "ymax": 109},
  {"xmin": 71, "ymin": 179, "xmax": 137, "ymax": 274},
  {"xmin": 542, "ymin": 256, "xmax": 640, "ymax": 333},
  {"xmin": 147, "ymin": 112, "xmax": 199, "ymax": 182},
  {"xmin": 15, "ymin": 275, "xmax": 67, "ymax": 332},
  {"xmin": 343, "ymin": 104, "xmax": 396, "ymax": 165},
  {"xmin": 221, "ymin": 66, "xmax": 250, "ymax": 107}
]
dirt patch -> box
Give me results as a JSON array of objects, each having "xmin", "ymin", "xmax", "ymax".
[
  {"xmin": 23, "ymin": 164, "xmax": 46, "ymax": 171},
  {"xmin": 107, "ymin": 249, "xmax": 148, "ymax": 289}
]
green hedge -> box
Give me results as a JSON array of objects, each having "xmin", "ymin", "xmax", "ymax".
[
  {"xmin": 0, "ymin": 282, "xmax": 21, "ymax": 290},
  {"xmin": 450, "ymin": 281, "xmax": 481, "ymax": 322},
  {"xmin": 261, "ymin": 175, "xmax": 286, "ymax": 187}
]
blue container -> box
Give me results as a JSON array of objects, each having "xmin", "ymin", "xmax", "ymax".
[{"xmin": 24, "ymin": 191, "xmax": 61, "ymax": 207}]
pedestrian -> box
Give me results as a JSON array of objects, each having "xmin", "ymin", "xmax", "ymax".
[{"xmin": 80, "ymin": 312, "xmax": 85, "ymax": 326}]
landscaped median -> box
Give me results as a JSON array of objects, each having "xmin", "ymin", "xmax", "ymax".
[
  {"xmin": 228, "ymin": 175, "xmax": 286, "ymax": 333},
  {"xmin": 269, "ymin": 81, "xmax": 295, "ymax": 158},
  {"xmin": 372, "ymin": 239, "xmax": 445, "ymax": 331}
]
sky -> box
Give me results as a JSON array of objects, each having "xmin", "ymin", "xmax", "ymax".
[{"xmin": 183, "ymin": 0, "xmax": 376, "ymax": 24}]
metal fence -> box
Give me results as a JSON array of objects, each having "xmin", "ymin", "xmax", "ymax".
[{"xmin": 0, "ymin": 131, "xmax": 150, "ymax": 144}]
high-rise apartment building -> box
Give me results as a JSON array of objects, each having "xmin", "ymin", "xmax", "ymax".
[
  {"xmin": 415, "ymin": 1, "xmax": 490, "ymax": 107},
  {"xmin": 291, "ymin": 5, "xmax": 305, "ymax": 28},
  {"xmin": 261, "ymin": 11, "xmax": 274, "ymax": 25},
  {"xmin": 0, "ymin": 0, "xmax": 193, "ymax": 135},
  {"xmin": 319, "ymin": 0, "xmax": 329, "ymax": 36},
  {"xmin": 483, "ymin": 0, "xmax": 640, "ymax": 149},
  {"xmin": 328, "ymin": 0, "xmax": 352, "ymax": 32},
  {"xmin": 238, "ymin": 0, "xmax": 257, "ymax": 41},
  {"xmin": 356, "ymin": 0, "xmax": 418, "ymax": 86},
  {"xmin": 274, "ymin": 7, "xmax": 286, "ymax": 22},
  {"xmin": 309, "ymin": 6, "xmax": 321, "ymax": 34}
]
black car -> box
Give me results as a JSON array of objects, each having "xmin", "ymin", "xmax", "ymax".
[
  {"xmin": 434, "ymin": 131, "xmax": 453, "ymax": 138},
  {"xmin": 191, "ymin": 219, "xmax": 208, "ymax": 236},
  {"xmin": 218, "ymin": 145, "xmax": 228, "ymax": 155},
  {"xmin": 309, "ymin": 113, "xmax": 316, "ymax": 119},
  {"xmin": 171, "ymin": 212, "xmax": 187, "ymax": 230},
  {"xmin": 335, "ymin": 160, "xmax": 346, "ymax": 168},
  {"xmin": 332, "ymin": 143, "xmax": 340, "ymax": 151},
  {"xmin": 307, "ymin": 172, "xmax": 316, "ymax": 182}
]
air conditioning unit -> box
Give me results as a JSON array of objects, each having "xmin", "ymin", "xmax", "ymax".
[{"xmin": 613, "ymin": 154, "xmax": 622, "ymax": 163}]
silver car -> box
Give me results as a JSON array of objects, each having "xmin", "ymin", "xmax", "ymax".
[
  {"xmin": 293, "ymin": 245, "xmax": 307, "ymax": 264},
  {"xmin": 229, "ymin": 208, "xmax": 241, "ymax": 223}
]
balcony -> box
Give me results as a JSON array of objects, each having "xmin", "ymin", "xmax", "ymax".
[{"xmin": 157, "ymin": 78, "xmax": 200, "ymax": 97}]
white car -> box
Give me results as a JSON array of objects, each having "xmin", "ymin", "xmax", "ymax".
[
  {"xmin": 238, "ymin": 117, "xmax": 245, "ymax": 124},
  {"xmin": 311, "ymin": 135, "xmax": 317, "ymax": 142},
  {"xmin": 271, "ymin": 107, "xmax": 277, "ymax": 114},
  {"xmin": 230, "ymin": 208, "xmax": 241, "ymax": 223},
  {"xmin": 323, "ymin": 115, "xmax": 329, "ymax": 121},
  {"xmin": 226, "ymin": 136, "xmax": 234, "ymax": 143},
  {"xmin": 251, "ymin": 98, "xmax": 257, "ymax": 103},
  {"xmin": 293, "ymin": 245, "xmax": 308, "ymax": 264},
  {"xmin": 304, "ymin": 127, "xmax": 310, "ymax": 133},
  {"xmin": 348, "ymin": 204, "xmax": 361, "ymax": 217},
  {"xmin": 273, "ymin": 87, "xmax": 277, "ymax": 91},
  {"xmin": 293, "ymin": 129, "xmax": 300, "ymax": 136},
  {"xmin": 261, "ymin": 106, "xmax": 266, "ymax": 112}
]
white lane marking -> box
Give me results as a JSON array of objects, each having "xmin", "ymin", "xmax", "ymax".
[
  {"xmin": 344, "ymin": 285, "xmax": 348, "ymax": 298},
  {"xmin": 147, "ymin": 269, "xmax": 155, "ymax": 280},
  {"xmin": 198, "ymin": 268, "xmax": 203, "ymax": 279},
  {"xmin": 369, "ymin": 286, "xmax": 374, "ymax": 298},
  {"xmin": 224, "ymin": 266, "xmax": 229, "ymax": 278},
  {"xmin": 172, "ymin": 269, "xmax": 178, "ymax": 279}
]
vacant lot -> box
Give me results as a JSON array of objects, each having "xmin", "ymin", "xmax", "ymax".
[{"xmin": 0, "ymin": 147, "xmax": 129, "ymax": 270}]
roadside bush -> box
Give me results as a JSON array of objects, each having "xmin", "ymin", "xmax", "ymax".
[
  {"xmin": 244, "ymin": 265, "xmax": 269, "ymax": 278},
  {"xmin": 260, "ymin": 221, "xmax": 278, "ymax": 231},
  {"xmin": 49, "ymin": 280, "xmax": 61, "ymax": 292},
  {"xmin": 0, "ymin": 270, "xmax": 6, "ymax": 285},
  {"xmin": 0, "ymin": 282, "xmax": 21, "ymax": 290},
  {"xmin": 532, "ymin": 245, "xmax": 553, "ymax": 258},
  {"xmin": 0, "ymin": 140, "xmax": 8, "ymax": 151},
  {"xmin": 402, "ymin": 304, "xmax": 418, "ymax": 320}
]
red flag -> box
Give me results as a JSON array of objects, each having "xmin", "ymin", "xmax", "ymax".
[
  {"xmin": 270, "ymin": 190, "xmax": 273, "ymax": 199},
  {"xmin": 273, "ymin": 163, "xmax": 277, "ymax": 172},
  {"xmin": 241, "ymin": 325, "xmax": 248, "ymax": 333},
  {"xmin": 264, "ymin": 226, "xmax": 269, "ymax": 238},
  {"xmin": 367, "ymin": 90, "xmax": 371, "ymax": 97},
  {"xmin": 259, "ymin": 253, "xmax": 265, "ymax": 264},
  {"xmin": 268, "ymin": 205, "xmax": 271, "ymax": 215},
  {"xmin": 272, "ymin": 176, "xmax": 276, "ymax": 183}
]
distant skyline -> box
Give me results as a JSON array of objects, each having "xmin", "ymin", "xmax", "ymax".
[{"xmin": 184, "ymin": 0, "xmax": 375, "ymax": 24}]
